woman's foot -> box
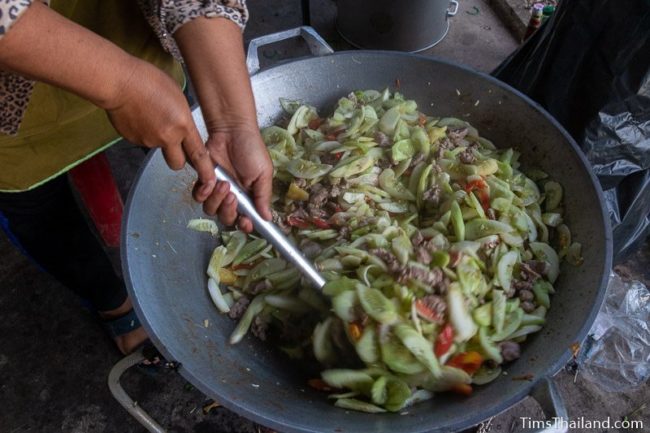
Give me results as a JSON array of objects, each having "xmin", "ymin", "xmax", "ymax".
[{"xmin": 99, "ymin": 297, "xmax": 149, "ymax": 355}]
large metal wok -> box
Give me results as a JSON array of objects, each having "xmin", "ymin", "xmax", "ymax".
[{"xmin": 119, "ymin": 28, "xmax": 612, "ymax": 433}]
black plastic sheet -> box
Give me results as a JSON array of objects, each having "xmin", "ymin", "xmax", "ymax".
[{"xmin": 493, "ymin": 0, "xmax": 650, "ymax": 260}]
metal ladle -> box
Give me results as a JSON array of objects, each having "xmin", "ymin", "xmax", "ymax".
[{"xmin": 215, "ymin": 166, "xmax": 326, "ymax": 289}]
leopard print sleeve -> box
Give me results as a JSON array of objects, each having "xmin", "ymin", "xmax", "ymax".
[
  {"xmin": 137, "ymin": 0, "xmax": 249, "ymax": 61},
  {"xmin": 0, "ymin": 0, "xmax": 33, "ymax": 40},
  {"xmin": 0, "ymin": 1, "xmax": 36, "ymax": 135}
]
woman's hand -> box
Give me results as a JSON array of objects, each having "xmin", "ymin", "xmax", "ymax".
[
  {"xmin": 104, "ymin": 60, "xmax": 217, "ymax": 202},
  {"xmin": 201, "ymin": 126, "xmax": 273, "ymax": 233},
  {"xmin": 0, "ymin": 2, "xmax": 217, "ymax": 202},
  {"xmin": 174, "ymin": 16, "xmax": 275, "ymax": 232}
]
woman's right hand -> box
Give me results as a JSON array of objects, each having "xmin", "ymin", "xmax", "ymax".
[{"xmin": 104, "ymin": 59, "xmax": 217, "ymax": 201}]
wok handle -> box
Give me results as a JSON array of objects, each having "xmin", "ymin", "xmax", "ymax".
[
  {"xmin": 214, "ymin": 166, "xmax": 326, "ymax": 289},
  {"xmin": 527, "ymin": 377, "xmax": 569, "ymax": 433},
  {"xmin": 108, "ymin": 348, "xmax": 166, "ymax": 433},
  {"xmin": 246, "ymin": 26, "xmax": 334, "ymax": 75},
  {"xmin": 447, "ymin": 0, "xmax": 459, "ymax": 17}
]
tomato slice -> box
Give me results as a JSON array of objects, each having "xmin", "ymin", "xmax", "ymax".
[
  {"xmin": 286, "ymin": 215, "xmax": 310, "ymax": 229},
  {"xmin": 446, "ymin": 351, "xmax": 484, "ymax": 375},
  {"xmin": 450, "ymin": 383, "xmax": 473, "ymax": 396},
  {"xmin": 348, "ymin": 322, "xmax": 363, "ymax": 341},
  {"xmin": 464, "ymin": 178, "xmax": 487, "ymax": 192},
  {"xmin": 311, "ymin": 217, "xmax": 331, "ymax": 229},
  {"xmin": 307, "ymin": 378, "xmax": 333, "ymax": 392},
  {"xmin": 434, "ymin": 324, "xmax": 454, "ymax": 357},
  {"xmin": 465, "ymin": 178, "xmax": 491, "ymax": 214},
  {"xmin": 308, "ymin": 117, "xmax": 324, "ymax": 130},
  {"xmin": 415, "ymin": 299, "xmax": 443, "ymax": 323}
]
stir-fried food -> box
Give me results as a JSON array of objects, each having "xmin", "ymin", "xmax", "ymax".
[{"xmin": 189, "ymin": 89, "xmax": 583, "ymax": 413}]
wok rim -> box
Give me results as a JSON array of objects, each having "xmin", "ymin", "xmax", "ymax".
[{"xmin": 122, "ymin": 50, "xmax": 613, "ymax": 432}]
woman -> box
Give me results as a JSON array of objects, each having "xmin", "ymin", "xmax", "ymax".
[{"xmin": 0, "ymin": 0, "xmax": 273, "ymax": 355}]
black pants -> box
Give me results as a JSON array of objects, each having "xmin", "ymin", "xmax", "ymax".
[{"xmin": 0, "ymin": 174, "xmax": 126, "ymax": 311}]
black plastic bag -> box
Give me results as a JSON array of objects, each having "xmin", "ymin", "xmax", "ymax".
[{"xmin": 493, "ymin": 0, "xmax": 650, "ymax": 260}]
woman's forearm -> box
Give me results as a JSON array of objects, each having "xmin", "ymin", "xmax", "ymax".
[
  {"xmin": 174, "ymin": 17, "xmax": 258, "ymax": 132},
  {"xmin": 0, "ymin": 2, "xmax": 138, "ymax": 109}
]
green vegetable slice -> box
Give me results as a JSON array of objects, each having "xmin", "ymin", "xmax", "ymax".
[
  {"xmin": 529, "ymin": 242, "xmax": 559, "ymax": 283},
  {"xmin": 356, "ymin": 284, "xmax": 398, "ymax": 324},
  {"xmin": 450, "ymin": 201, "xmax": 465, "ymax": 241},
  {"xmin": 356, "ymin": 325, "xmax": 379, "ymax": 363},
  {"xmin": 334, "ymin": 398, "xmax": 386, "ymax": 413},
  {"xmin": 394, "ymin": 323, "xmax": 442, "ymax": 378},
  {"xmin": 313, "ymin": 317, "xmax": 336, "ymax": 364},
  {"xmin": 479, "ymin": 326, "xmax": 503, "ymax": 363},
  {"xmin": 544, "ymin": 181, "xmax": 563, "ymax": 211},
  {"xmin": 208, "ymin": 277, "xmax": 231, "ymax": 313},
  {"xmin": 207, "ymin": 246, "xmax": 227, "ymax": 281},
  {"xmin": 187, "ymin": 218, "xmax": 219, "ymax": 236},
  {"xmin": 447, "ymin": 283, "xmax": 478, "ymax": 342},
  {"xmin": 497, "ymin": 251, "xmax": 519, "ymax": 290},
  {"xmin": 379, "ymin": 168, "xmax": 416, "ymax": 201},
  {"xmin": 492, "ymin": 289, "xmax": 507, "ymax": 334},
  {"xmin": 233, "ymin": 239, "xmax": 268, "ymax": 266},
  {"xmin": 322, "ymin": 369, "xmax": 374, "ymax": 391},
  {"xmin": 229, "ymin": 295, "xmax": 266, "ymax": 344},
  {"xmin": 332, "ymin": 290, "xmax": 359, "ymax": 322},
  {"xmin": 381, "ymin": 335, "xmax": 426, "ymax": 375},
  {"xmin": 464, "ymin": 219, "xmax": 513, "ymax": 240}
]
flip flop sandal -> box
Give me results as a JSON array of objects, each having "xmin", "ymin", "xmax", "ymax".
[{"xmin": 102, "ymin": 309, "xmax": 172, "ymax": 374}]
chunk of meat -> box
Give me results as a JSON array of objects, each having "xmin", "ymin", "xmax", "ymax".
[
  {"xmin": 370, "ymin": 249, "xmax": 401, "ymax": 273},
  {"xmin": 249, "ymin": 279, "xmax": 272, "ymax": 295},
  {"xmin": 374, "ymin": 131, "xmax": 392, "ymax": 147},
  {"xmin": 329, "ymin": 184, "xmax": 342, "ymax": 198},
  {"xmin": 422, "ymin": 185, "xmax": 442, "ymax": 207},
  {"xmin": 328, "ymin": 212, "xmax": 349, "ymax": 227},
  {"xmin": 271, "ymin": 210, "xmax": 292, "ymax": 235},
  {"xmin": 228, "ymin": 297, "xmax": 250, "ymax": 320},
  {"xmin": 397, "ymin": 266, "xmax": 443, "ymax": 288},
  {"xmin": 447, "ymin": 128, "xmax": 469, "ymax": 145},
  {"xmin": 513, "ymin": 279, "xmax": 534, "ymax": 291},
  {"xmin": 518, "ymin": 289, "xmax": 534, "ymax": 302},
  {"xmin": 411, "ymin": 231, "xmax": 424, "ymax": 247},
  {"xmin": 459, "ymin": 149, "xmax": 475, "ymax": 164},
  {"xmin": 523, "ymin": 260, "xmax": 550, "ymax": 277},
  {"xmin": 287, "ymin": 206, "xmax": 309, "ymax": 220},
  {"xmin": 415, "ymin": 246, "xmax": 432, "ymax": 265},
  {"xmin": 320, "ymin": 152, "xmax": 340, "ymax": 165},
  {"xmin": 378, "ymin": 158, "xmax": 395, "ymax": 169},
  {"xmin": 499, "ymin": 341, "xmax": 521, "ymax": 362},
  {"xmin": 309, "ymin": 183, "xmax": 329, "ymax": 207},
  {"xmin": 294, "ymin": 178, "xmax": 308, "ymax": 189},
  {"xmin": 410, "ymin": 152, "xmax": 426, "ymax": 168},
  {"xmin": 299, "ymin": 238, "xmax": 323, "ymax": 259},
  {"xmin": 521, "ymin": 301, "xmax": 536, "ymax": 313},
  {"xmin": 251, "ymin": 315, "xmax": 269, "ymax": 341},
  {"xmin": 337, "ymin": 226, "xmax": 351, "ymax": 240}
]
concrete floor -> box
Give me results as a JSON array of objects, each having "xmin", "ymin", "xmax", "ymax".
[{"xmin": 1, "ymin": 1, "xmax": 648, "ymax": 432}]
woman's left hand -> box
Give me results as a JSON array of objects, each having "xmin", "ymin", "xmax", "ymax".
[{"xmin": 199, "ymin": 125, "xmax": 273, "ymax": 233}]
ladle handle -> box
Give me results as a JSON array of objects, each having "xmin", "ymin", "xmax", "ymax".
[{"xmin": 214, "ymin": 166, "xmax": 326, "ymax": 289}]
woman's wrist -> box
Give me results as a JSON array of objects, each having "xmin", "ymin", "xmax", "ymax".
[{"xmin": 174, "ymin": 17, "xmax": 259, "ymax": 136}]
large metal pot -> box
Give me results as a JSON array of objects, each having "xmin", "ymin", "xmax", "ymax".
[
  {"xmin": 336, "ymin": 0, "xmax": 459, "ymax": 52},
  {"xmin": 121, "ymin": 28, "xmax": 612, "ymax": 432}
]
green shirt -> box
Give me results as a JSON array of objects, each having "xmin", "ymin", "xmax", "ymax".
[{"xmin": 0, "ymin": 0, "xmax": 184, "ymax": 191}]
